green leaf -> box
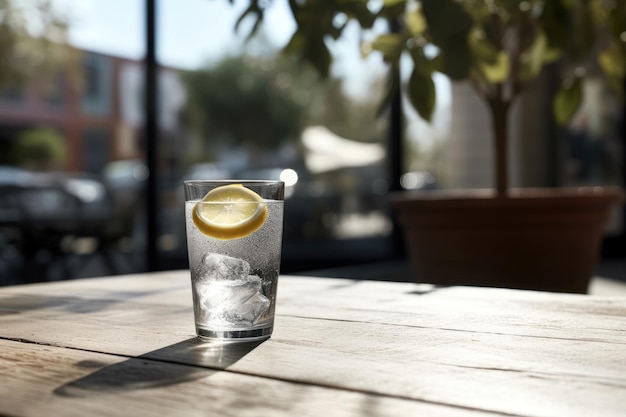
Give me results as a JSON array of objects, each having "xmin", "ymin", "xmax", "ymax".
[
  {"xmin": 283, "ymin": 30, "xmax": 306, "ymax": 56},
  {"xmin": 378, "ymin": 0, "xmax": 406, "ymax": 20},
  {"xmin": 553, "ymin": 77, "xmax": 582, "ymax": 125},
  {"xmin": 564, "ymin": 0, "xmax": 580, "ymax": 8},
  {"xmin": 371, "ymin": 33, "xmax": 406, "ymax": 63},
  {"xmin": 420, "ymin": 0, "xmax": 472, "ymax": 80},
  {"xmin": 540, "ymin": 0, "xmax": 572, "ymax": 51},
  {"xmin": 383, "ymin": 0, "xmax": 404, "ymax": 6},
  {"xmin": 409, "ymin": 48, "xmax": 439, "ymax": 75},
  {"xmin": 598, "ymin": 43, "xmax": 626, "ymax": 80},
  {"xmin": 477, "ymin": 51, "xmax": 510, "ymax": 84},
  {"xmin": 283, "ymin": 30, "xmax": 331, "ymax": 77},
  {"xmin": 405, "ymin": 7, "xmax": 426, "ymax": 37},
  {"xmin": 407, "ymin": 66, "xmax": 436, "ymax": 121},
  {"xmin": 543, "ymin": 47, "xmax": 563, "ymax": 64},
  {"xmin": 605, "ymin": 1, "xmax": 626, "ymax": 40},
  {"xmin": 338, "ymin": 0, "xmax": 376, "ymax": 29},
  {"xmin": 438, "ymin": 31, "xmax": 472, "ymax": 80},
  {"xmin": 598, "ymin": 42, "xmax": 626, "ymax": 93},
  {"xmin": 468, "ymin": 25, "xmax": 498, "ymax": 64},
  {"xmin": 421, "ymin": 0, "xmax": 472, "ymax": 43},
  {"xmin": 519, "ymin": 29, "xmax": 547, "ymax": 82}
]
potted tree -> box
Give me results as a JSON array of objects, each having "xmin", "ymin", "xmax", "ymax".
[{"xmin": 229, "ymin": 0, "xmax": 625, "ymax": 292}]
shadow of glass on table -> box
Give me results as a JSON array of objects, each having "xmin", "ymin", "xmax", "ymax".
[{"xmin": 54, "ymin": 337, "xmax": 264, "ymax": 397}]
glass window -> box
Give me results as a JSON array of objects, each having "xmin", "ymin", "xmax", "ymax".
[
  {"xmin": 81, "ymin": 53, "xmax": 113, "ymax": 116},
  {"xmin": 1, "ymin": 0, "xmax": 620, "ymax": 286},
  {"xmin": 82, "ymin": 128, "xmax": 110, "ymax": 173},
  {"xmin": 157, "ymin": 0, "xmax": 395, "ymax": 273},
  {"xmin": 43, "ymin": 74, "xmax": 67, "ymax": 109}
]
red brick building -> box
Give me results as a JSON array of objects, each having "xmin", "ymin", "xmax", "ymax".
[{"xmin": 0, "ymin": 49, "xmax": 186, "ymax": 173}]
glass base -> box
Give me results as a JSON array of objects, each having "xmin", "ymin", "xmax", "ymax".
[{"xmin": 196, "ymin": 324, "xmax": 273, "ymax": 342}]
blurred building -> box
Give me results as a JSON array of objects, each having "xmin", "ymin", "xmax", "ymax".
[{"xmin": 0, "ymin": 50, "xmax": 187, "ymax": 174}]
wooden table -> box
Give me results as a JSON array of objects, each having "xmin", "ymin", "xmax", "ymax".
[{"xmin": 1, "ymin": 271, "xmax": 625, "ymax": 416}]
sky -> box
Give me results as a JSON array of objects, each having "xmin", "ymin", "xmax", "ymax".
[
  {"xmin": 50, "ymin": 0, "xmax": 387, "ymax": 98},
  {"xmin": 47, "ymin": 0, "xmax": 449, "ymax": 146},
  {"xmin": 57, "ymin": 0, "xmax": 274, "ymax": 68}
]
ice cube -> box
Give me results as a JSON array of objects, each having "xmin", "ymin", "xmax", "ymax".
[
  {"xmin": 223, "ymin": 292, "xmax": 271, "ymax": 325},
  {"xmin": 195, "ymin": 253, "xmax": 250, "ymax": 282},
  {"xmin": 199, "ymin": 274, "xmax": 261, "ymax": 310},
  {"xmin": 197, "ymin": 274, "xmax": 271, "ymax": 326}
]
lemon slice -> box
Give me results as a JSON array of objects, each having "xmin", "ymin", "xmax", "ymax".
[{"xmin": 192, "ymin": 184, "xmax": 268, "ymax": 240}]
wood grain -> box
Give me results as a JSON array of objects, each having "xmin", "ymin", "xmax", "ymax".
[
  {"xmin": 1, "ymin": 272, "xmax": 625, "ymax": 417},
  {"xmin": 1, "ymin": 339, "xmax": 482, "ymax": 417}
]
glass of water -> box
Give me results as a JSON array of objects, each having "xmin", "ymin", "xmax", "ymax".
[{"xmin": 184, "ymin": 180, "xmax": 284, "ymax": 341}]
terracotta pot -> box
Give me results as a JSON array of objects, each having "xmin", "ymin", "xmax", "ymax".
[{"xmin": 391, "ymin": 187, "xmax": 625, "ymax": 293}]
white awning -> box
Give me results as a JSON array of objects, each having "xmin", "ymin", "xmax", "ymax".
[{"xmin": 301, "ymin": 126, "xmax": 384, "ymax": 174}]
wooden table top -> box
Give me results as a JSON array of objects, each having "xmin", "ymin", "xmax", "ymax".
[{"xmin": 1, "ymin": 271, "xmax": 625, "ymax": 417}]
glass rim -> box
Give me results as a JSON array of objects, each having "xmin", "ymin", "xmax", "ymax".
[{"xmin": 184, "ymin": 179, "xmax": 284, "ymax": 186}]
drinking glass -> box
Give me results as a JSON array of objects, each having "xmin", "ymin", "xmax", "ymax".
[{"xmin": 184, "ymin": 180, "xmax": 284, "ymax": 341}]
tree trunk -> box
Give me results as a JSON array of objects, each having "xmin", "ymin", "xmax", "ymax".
[{"xmin": 489, "ymin": 100, "xmax": 510, "ymax": 198}]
